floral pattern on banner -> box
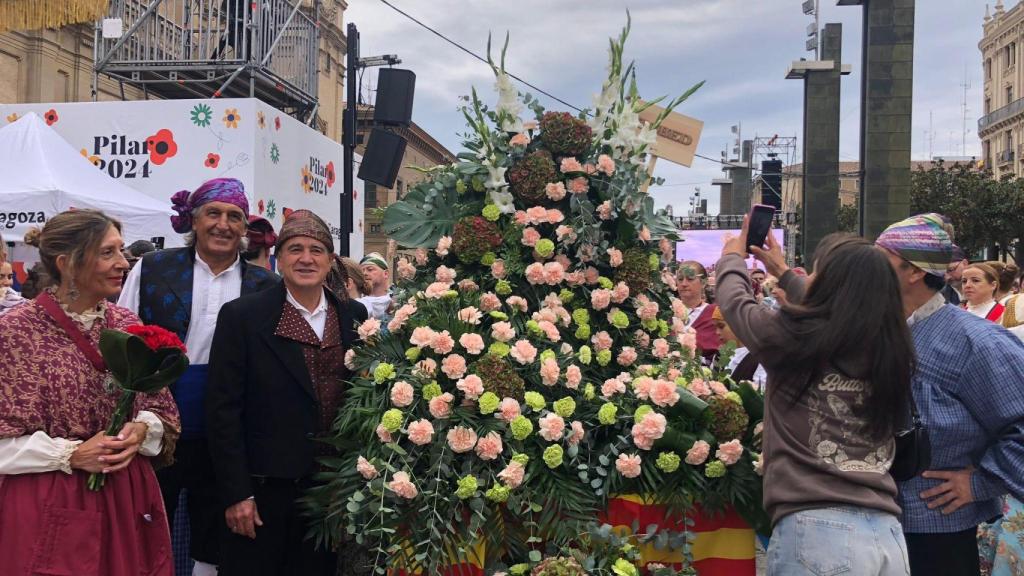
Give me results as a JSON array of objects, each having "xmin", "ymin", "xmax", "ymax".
[
  {"xmin": 223, "ymin": 108, "xmax": 241, "ymax": 129},
  {"xmin": 146, "ymin": 129, "xmax": 178, "ymax": 166},
  {"xmin": 190, "ymin": 103, "xmax": 213, "ymax": 127}
]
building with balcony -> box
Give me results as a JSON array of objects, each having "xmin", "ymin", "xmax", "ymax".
[{"xmin": 979, "ymin": 0, "xmax": 1024, "ymax": 179}]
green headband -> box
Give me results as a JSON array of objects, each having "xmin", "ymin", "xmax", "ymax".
[{"xmin": 360, "ymin": 253, "xmax": 389, "ymax": 271}]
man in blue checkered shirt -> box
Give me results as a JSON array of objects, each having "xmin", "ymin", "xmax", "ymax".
[{"xmin": 875, "ymin": 214, "xmax": 1024, "ymax": 576}]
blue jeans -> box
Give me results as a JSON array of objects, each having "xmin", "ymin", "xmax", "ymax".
[{"xmin": 768, "ymin": 506, "xmax": 911, "ymax": 576}]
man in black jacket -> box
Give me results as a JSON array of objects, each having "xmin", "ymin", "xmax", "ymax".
[{"xmin": 207, "ymin": 210, "xmax": 364, "ymax": 575}]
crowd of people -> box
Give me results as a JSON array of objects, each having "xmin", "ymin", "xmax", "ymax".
[{"xmin": 0, "ymin": 177, "xmax": 1023, "ymax": 576}]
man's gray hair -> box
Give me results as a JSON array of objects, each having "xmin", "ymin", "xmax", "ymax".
[{"xmin": 182, "ymin": 206, "xmax": 249, "ymax": 251}]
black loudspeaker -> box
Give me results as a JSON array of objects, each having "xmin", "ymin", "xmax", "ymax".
[
  {"xmin": 373, "ymin": 69, "xmax": 416, "ymax": 126},
  {"xmin": 760, "ymin": 159, "xmax": 783, "ymax": 210},
  {"xmin": 358, "ymin": 128, "xmax": 407, "ymax": 188}
]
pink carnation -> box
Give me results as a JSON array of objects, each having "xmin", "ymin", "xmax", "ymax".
[
  {"xmin": 506, "ymin": 296, "xmax": 529, "ymax": 312},
  {"xmin": 565, "ymin": 271, "xmax": 585, "ymax": 286},
  {"xmin": 431, "ymin": 330, "xmax": 455, "ymax": 355},
  {"xmin": 652, "ymin": 338, "xmax": 670, "ymax": 359},
  {"xmin": 436, "ymin": 236, "xmax": 452, "ymax": 257},
  {"xmin": 632, "ymin": 376, "xmax": 653, "ymax": 400},
  {"xmin": 540, "ymin": 358, "xmax": 561, "ymax": 386},
  {"xmin": 344, "ymin": 349, "xmax": 357, "ymax": 370},
  {"xmin": 688, "ymin": 378, "xmax": 711, "ymax": 398},
  {"xmin": 376, "ymin": 424, "xmax": 393, "ymax": 443},
  {"xmin": 607, "ymin": 248, "xmax": 623, "ymax": 267},
  {"xmin": 436, "ymin": 265, "xmax": 458, "ymax": 283},
  {"xmin": 446, "ymin": 426, "xmax": 478, "ymax": 453},
  {"xmin": 597, "ymin": 154, "xmax": 615, "ymax": 176},
  {"xmin": 526, "ymin": 206, "xmax": 548, "ymax": 224},
  {"xmin": 491, "ymin": 259, "xmax": 507, "ymax": 280},
  {"xmin": 616, "ymin": 347, "xmax": 638, "ymax": 367},
  {"xmin": 639, "ymin": 226, "xmax": 651, "ymax": 242},
  {"xmin": 407, "ymin": 419, "xmax": 435, "ymax": 446},
  {"xmin": 584, "ymin": 267, "xmax": 601, "ymax": 285},
  {"xmin": 716, "ymin": 439, "xmax": 744, "ymax": 466},
  {"xmin": 555, "ymin": 254, "xmax": 572, "ymax": 270},
  {"xmin": 543, "ymin": 262, "xmax": 565, "ymax": 285},
  {"xmin": 388, "ymin": 471, "xmax": 418, "ymax": 499},
  {"xmin": 357, "ymin": 317, "xmax": 381, "ymax": 341},
  {"xmin": 479, "ymin": 292, "xmax": 502, "ymax": 312},
  {"xmin": 414, "ymin": 248, "xmax": 429, "ymax": 266},
  {"xmin": 602, "ymin": 378, "xmax": 626, "ymax": 398},
  {"xmin": 538, "ymin": 320, "xmax": 561, "ymax": 342},
  {"xmin": 616, "ymin": 453, "xmax": 642, "ymax": 478},
  {"xmin": 568, "ymin": 421, "xmax": 585, "ymax": 445},
  {"xmin": 441, "ymin": 354, "xmax": 468, "ymax": 379},
  {"xmin": 538, "ymin": 413, "xmax": 566, "ymax": 441},
  {"xmin": 390, "ymin": 380, "xmax": 415, "ymax": 407},
  {"xmin": 611, "ymin": 282, "xmax": 630, "ymax": 304},
  {"xmin": 457, "ymin": 375, "xmax": 484, "ymax": 400},
  {"xmin": 396, "ymin": 258, "xmax": 417, "ymax": 282},
  {"xmin": 415, "ymin": 358, "xmax": 437, "ymax": 378},
  {"xmin": 357, "ymin": 456, "xmax": 378, "ymax": 480},
  {"xmin": 429, "ymin": 392, "xmax": 454, "ymax": 418},
  {"xmin": 633, "ymin": 330, "xmax": 651, "ymax": 349},
  {"xmin": 569, "ymin": 176, "xmax": 589, "ymax": 195},
  {"xmin": 596, "ymin": 200, "xmax": 613, "ymax": 220},
  {"xmin": 509, "ymin": 340, "xmax": 538, "ymax": 365},
  {"xmin": 583, "ymin": 163, "xmax": 597, "ymax": 175},
  {"xmin": 525, "ymin": 262, "xmax": 546, "ymax": 285},
  {"xmin": 709, "ymin": 380, "xmax": 729, "ymax": 397},
  {"xmin": 591, "ymin": 289, "xmax": 612, "ymax": 311},
  {"xmin": 498, "ymin": 398, "xmax": 521, "ymax": 422},
  {"xmin": 631, "ymin": 412, "xmax": 667, "ymax": 450},
  {"xmin": 546, "ymin": 209, "xmax": 565, "ymax": 225},
  {"xmin": 491, "ymin": 321, "xmax": 516, "ymax": 342},
  {"xmin": 555, "ymin": 225, "xmax": 576, "ymax": 242},
  {"xmin": 565, "ymin": 365, "xmax": 583, "ymax": 389},
  {"xmin": 457, "ymin": 306, "xmax": 482, "ymax": 325},
  {"xmin": 560, "ymin": 157, "xmax": 583, "ymax": 173},
  {"xmin": 410, "ymin": 326, "xmax": 437, "ymax": 348},
  {"xmin": 513, "ymin": 211, "xmax": 529, "ymax": 226},
  {"xmin": 637, "ymin": 301, "xmax": 659, "ymax": 322},
  {"xmin": 497, "ymin": 461, "xmax": 526, "ymax": 489},
  {"xmin": 649, "ymin": 379, "xmax": 680, "ymax": 408},
  {"xmin": 457, "ymin": 279, "xmax": 479, "ymax": 293},
  {"xmin": 459, "ymin": 333, "xmax": 485, "ymax": 355},
  {"xmin": 425, "ymin": 282, "xmax": 451, "ymax": 299},
  {"xmin": 510, "ymin": 132, "xmax": 530, "ymax": 147},
  {"xmin": 685, "ymin": 440, "xmax": 711, "ymax": 465},
  {"xmin": 474, "ymin": 431, "xmax": 503, "ymax": 461},
  {"xmin": 591, "ymin": 331, "xmax": 613, "ymax": 352},
  {"xmin": 546, "ymin": 182, "xmax": 567, "ymax": 201}
]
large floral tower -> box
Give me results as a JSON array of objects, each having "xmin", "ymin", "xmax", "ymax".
[{"xmin": 309, "ymin": 20, "xmax": 765, "ymax": 576}]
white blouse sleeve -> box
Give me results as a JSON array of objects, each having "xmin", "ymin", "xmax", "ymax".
[
  {"xmin": 0, "ymin": 431, "xmax": 82, "ymax": 475},
  {"xmin": 117, "ymin": 260, "xmax": 143, "ymax": 313},
  {"xmin": 133, "ymin": 411, "xmax": 165, "ymax": 456}
]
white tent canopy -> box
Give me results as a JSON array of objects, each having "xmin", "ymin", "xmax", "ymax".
[{"xmin": 0, "ymin": 112, "xmax": 180, "ymax": 247}]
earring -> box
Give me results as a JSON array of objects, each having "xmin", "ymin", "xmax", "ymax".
[{"xmin": 67, "ymin": 279, "xmax": 80, "ymax": 302}]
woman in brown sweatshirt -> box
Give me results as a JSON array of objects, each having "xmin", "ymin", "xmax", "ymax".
[{"xmin": 716, "ymin": 227, "xmax": 915, "ymax": 576}]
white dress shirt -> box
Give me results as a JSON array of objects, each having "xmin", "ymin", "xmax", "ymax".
[
  {"xmin": 119, "ymin": 251, "xmax": 243, "ymax": 364},
  {"xmin": 684, "ymin": 302, "xmax": 708, "ymax": 329},
  {"xmin": 286, "ymin": 288, "xmax": 328, "ymax": 340},
  {"xmin": 725, "ymin": 347, "xmax": 768, "ymax": 391}
]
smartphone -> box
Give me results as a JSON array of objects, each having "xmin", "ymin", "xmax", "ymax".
[{"xmin": 746, "ymin": 204, "xmax": 775, "ymax": 254}]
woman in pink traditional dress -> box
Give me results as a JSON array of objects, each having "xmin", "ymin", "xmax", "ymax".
[{"xmin": 0, "ymin": 210, "xmax": 180, "ymax": 576}]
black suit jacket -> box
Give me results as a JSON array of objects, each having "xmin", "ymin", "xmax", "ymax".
[{"xmin": 206, "ymin": 283, "xmax": 367, "ymax": 507}]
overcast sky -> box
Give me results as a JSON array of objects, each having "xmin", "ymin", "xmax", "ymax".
[{"xmin": 346, "ymin": 0, "xmax": 988, "ymax": 215}]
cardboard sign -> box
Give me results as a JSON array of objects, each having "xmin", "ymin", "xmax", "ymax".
[{"xmin": 638, "ymin": 103, "xmax": 703, "ymax": 167}]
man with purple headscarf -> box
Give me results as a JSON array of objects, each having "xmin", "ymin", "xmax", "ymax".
[{"xmin": 119, "ymin": 178, "xmax": 279, "ymax": 576}]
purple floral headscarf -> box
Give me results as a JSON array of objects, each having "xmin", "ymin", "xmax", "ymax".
[{"xmin": 170, "ymin": 178, "xmax": 249, "ymax": 233}]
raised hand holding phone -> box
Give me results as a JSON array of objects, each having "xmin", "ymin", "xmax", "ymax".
[{"xmin": 746, "ymin": 204, "xmax": 776, "ymax": 254}]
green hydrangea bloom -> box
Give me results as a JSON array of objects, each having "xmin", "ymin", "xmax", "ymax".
[
  {"xmin": 480, "ymin": 251, "xmax": 497, "ymax": 266},
  {"xmin": 674, "ymin": 377, "xmax": 688, "ymax": 386},
  {"xmin": 509, "ymin": 564, "xmax": 530, "ymax": 576},
  {"xmin": 553, "ymin": 396, "xmax": 576, "ymax": 418},
  {"xmin": 656, "ymin": 451, "xmax": 681, "ymax": 473},
  {"xmin": 489, "ymin": 310, "xmax": 509, "ymax": 321},
  {"xmin": 596, "ymin": 349, "xmax": 612, "ymax": 366},
  {"xmin": 481, "ymin": 203, "xmax": 500, "ymax": 221},
  {"xmin": 543, "ymin": 444, "xmax": 564, "ymax": 468},
  {"xmin": 496, "ymin": 280, "xmax": 512, "ymax": 295},
  {"xmin": 657, "ymin": 320, "xmax": 670, "ymax": 338},
  {"xmin": 479, "ymin": 392, "xmax": 500, "ymax": 414},
  {"xmin": 443, "ymin": 290, "xmax": 459, "ymax": 299},
  {"xmin": 422, "ymin": 381, "xmax": 442, "ymax": 401},
  {"xmin": 613, "ymin": 558, "xmax": 639, "ymax": 576},
  {"xmin": 642, "ymin": 318, "xmax": 659, "ymax": 332},
  {"xmin": 598, "ymin": 276, "xmax": 614, "ymax": 289},
  {"xmin": 705, "ymin": 460, "xmax": 726, "ymax": 478},
  {"xmin": 471, "ymin": 176, "xmax": 485, "ymax": 192},
  {"xmin": 609, "ymin": 310, "xmax": 629, "ymax": 329},
  {"xmin": 526, "ymin": 320, "xmax": 542, "ymax": 336},
  {"xmin": 523, "ymin": 391, "xmax": 546, "ymax": 411},
  {"xmin": 559, "ymin": 289, "xmax": 575, "ymax": 304},
  {"xmin": 374, "ymin": 363, "xmax": 396, "ymax": 384},
  {"xmin": 572, "ymin": 308, "xmax": 590, "ymax": 326},
  {"xmin": 535, "ymin": 239, "xmax": 555, "ymax": 258},
  {"xmin": 510, "ymin": 416, "xmax": 534, "ymax": 440},
  {"xmin": 539, "ymin": 349, "xmax": 556, "ymax": 363},
  {"xmin": 405, "ymin": 347, "xmax": 421, "ymax": 362},
  {"xmin": 725, "ymin": 391, "xmax": 743, "ymax": 405},
  {"xmin": 512, "ymin": 453, "xmax": 530, "ymax": 465},
  {"xmin": 455, "ymin": 475, "xmax": 478, "ymax": 499},
  {"xmin": 456, "ymin": 179, "xmax": 468, "ymax": 194},
  {"xmin": 485, "ymin": 483, "xmax": 511, "ymax": 503},
  {"xmin": 634, "ymin": 405, "xmax": 653, "ymax": 421},
  {"xmin": 380, "ymin": 409, "xmax": 403, "ymax": 433},
  {"xmin": 598, "ymin": 402, "xmax": 618, "ymax": 425},
  {"xmin": 575, "ymin": 324, "xmax": 592, "ymax": 340},
  {"xmin": 649, "ymin": 253, "xmax": 661, "ymax": 271},
  {"xmin": 584, "ymin": 383, "xmax": 596, "ymax": 400},
  {"xmin": 489, "ymin": 341, "xmax": 511, "ymax": 357},
  {"xmin": 578, "ymin": 345, "xmax": 592, "ymax": 365}
]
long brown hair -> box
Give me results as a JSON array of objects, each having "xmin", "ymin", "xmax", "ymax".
[
  {"xmin": 761, "ymin": 237, "xmax": 915, "ymax": 440},
  {"xmin": 35, "ymin": 210, "xmax": 122, "ymax": 286}
]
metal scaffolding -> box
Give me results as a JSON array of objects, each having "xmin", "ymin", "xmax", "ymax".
[{"xmin": 93, "ymin": 0, "xmax": 320, "ymax": 121}]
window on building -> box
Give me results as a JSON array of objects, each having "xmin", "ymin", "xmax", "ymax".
[
  {"xmin": 1008, "ymin": 86, "xmax": 1014, "ymax": 105},
  {"xmin": 1013, "ymin": 43, "xmax": 1018, "ymax": 66},
  {"xmin": 370, "ymin": 224, "xmax": 382, "ymax": 234},
  {"xmin": 396, "ymin": 179, "xmax": 404, "ymax": 200},
  {"xmin": 365, "ymin": 182, "xmax": 378, "ymax": 208},
  {"xmin": 987, "ymin": 58, "xmax": 993, "ymax": 79},
  {"xmin": 1006, "ymin": 131, "xmax": 1014, "ymax": 156},
  {"xmin": 985, "ymin": 140, "xmax": 992, "ymax": 165},
  {"xmin": 986, "ymin": 97, "xmax": 992, "ymax": 115},
  {"xmin": 1006, "ymin": 45, "xmax": 1013, "ymax": 68}
]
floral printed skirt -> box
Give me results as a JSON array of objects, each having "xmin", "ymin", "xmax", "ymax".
[{"xmin": 979, "ymin": 496, "xmax": 1024, "ymax": 576}]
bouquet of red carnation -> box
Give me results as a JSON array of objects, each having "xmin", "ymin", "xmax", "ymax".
[{"xmin": 87, "ymin": 324, "xmax": 188, "ymax": 491}]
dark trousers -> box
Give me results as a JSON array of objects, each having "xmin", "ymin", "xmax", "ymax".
[
  {"xmin": 905, "ymin": 528, "xmax": 981, "ymax": 576},
  {"xmin": 218, "ymin": 477, "xmax": 336, "ymax": 576},
  {"xmin": 157, "ymin": 438, "xmax": 224, "ymax": 564}
]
